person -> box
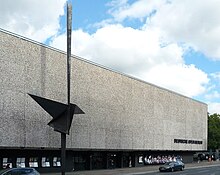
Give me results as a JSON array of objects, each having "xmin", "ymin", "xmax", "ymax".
[
  {"xmin": 109, "ymin": 159, "xmax": 114, "ymax": 169},
  {"xmin": 129, "ymin": 157, "xmax": 132, "ymax": 167},
  {"xmin": 198, "ymin": 155, "xmax": 201, "ymax": 163}
]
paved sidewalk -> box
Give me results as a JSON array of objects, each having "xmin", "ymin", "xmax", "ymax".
[{"xmin": 42, "ymin": 161, "xmax": 220, "ymax": 175}]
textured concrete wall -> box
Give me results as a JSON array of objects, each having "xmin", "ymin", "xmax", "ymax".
[{"xmin": 0, "ymin": 29, "xmax": 207, "ymax": 151}]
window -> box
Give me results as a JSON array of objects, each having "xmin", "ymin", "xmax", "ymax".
[
  {"xmin": 53, "ymin": 157, "xmax": 61, "ymax": 167},
  {"xmin": 16, "ymin": 157, "xmax": 25, "ymax": 168},
  {"xmin": 29, "ymin": 157, "xmax": 38, "ymax": 167},
  {"xmin": 138, "ymin": 155, "xmax": 143, "ymax": 164},
  {"xmin": 3, "ymin": 158, "xmax": 12, "ymax": 168},
  {"xmin": 42, "ymin": 157, "xmax": 50, "ymax": 167}
]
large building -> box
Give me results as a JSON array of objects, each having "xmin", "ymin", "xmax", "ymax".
[{"xmin": 0, "ymin": 28, "xmax": 207, "ymax": 173}]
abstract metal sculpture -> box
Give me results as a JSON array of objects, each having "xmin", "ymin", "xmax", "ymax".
[
  {"xmin": 28, "ymin": 94, "xmax": 84, "ymax": 134},
  {"xmin": 28, "ymin": 2, "xmax": 83, "ymax": 175}
]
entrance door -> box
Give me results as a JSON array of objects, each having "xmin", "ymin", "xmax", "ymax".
[
  {"xmin": 107, "ymin": 153, "xmax": 122, "ymax": 169},
  {"xmin": 91, "ymin": 152, "xmax": 105, "ymax": 170},
  {"xmin": 122, "ymin": 153, "xmax": 133, "ymax": 168}
]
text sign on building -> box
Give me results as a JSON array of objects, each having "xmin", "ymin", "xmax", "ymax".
[{"xmin": 174, "ymin": 139, "xmax": 203, "ymax": 144}]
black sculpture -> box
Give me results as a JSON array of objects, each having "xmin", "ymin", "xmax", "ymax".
[
  {"xmin": 29, "ymin": 3, "xmax": 82, "ymax": 175},
  {"xmin": 28, "ymin": 94, "xmax": 84, "ymax": 134}
]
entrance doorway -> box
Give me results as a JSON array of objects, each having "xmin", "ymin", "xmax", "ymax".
[{"xmin": 107, "ymin": 153, "xmax": 121, "ymax": 169}]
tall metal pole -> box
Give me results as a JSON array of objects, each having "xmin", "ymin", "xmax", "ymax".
[
  {"xmin": 61, "ymin": 2, "xmax": 72, "ymax": 175},
  {"xmin": 67, "ymin": 3, "xmax": 72, "ymax": 107},
  {"xmin": 61, "ymin": 133, "xmax": 66, "ymax": 175}
]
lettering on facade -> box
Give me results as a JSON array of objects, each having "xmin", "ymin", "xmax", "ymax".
[{"xmin": 174, "ymin": 139, "xmax": 202, "ymax": 144}]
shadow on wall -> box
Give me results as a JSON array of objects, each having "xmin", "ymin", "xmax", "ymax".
[{"xmin": 40, "ymin": 46, "xmax": 46, "ymax": 96}]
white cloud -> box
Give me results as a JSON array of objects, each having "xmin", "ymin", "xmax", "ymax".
[
  {"xmin": 147, "ymin": 0, "xmax": 220, "ymax": 60},
  {"xmin": 208, "ymin": 102, "xmax": 220, "ymax": 115},
  {"xmin": 0, "ymin": 0, "xmax": 66, "ymax": 42},
  {"xmin": 109, "ymin": 0, "xmax": 220, "ymax": 60},
  {"xmin": 50, "ymin": 24, "xmax": 209, "ymax": 97},
  {"xmin": 205, "ymin": 91, "xmax": 220, "ymax": 100},
  {"xmin": 141, "ymin": 64, "xmax": 209, "ymax": 97},
  {"xmin": 51, "ymin": 24, "xmax": 182, "ymax": 75},
  {"xmin": 210, "ymin": 72, "xmax": 220, "ymax": 80},
  {"xmin": 108, "ymin": 0, "xmax": 165, "ymax": 22}
]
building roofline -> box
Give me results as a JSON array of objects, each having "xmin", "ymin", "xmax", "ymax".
[{"xmin": 0, "ymin": 28, "xmax": 207, "ymax": 106}]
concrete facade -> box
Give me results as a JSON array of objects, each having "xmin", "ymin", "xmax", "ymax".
[{"xmin": 0, "ymin": 29, "xmax": 207, "ymax": 152}]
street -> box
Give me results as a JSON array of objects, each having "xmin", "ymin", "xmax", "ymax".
[
  {"xmin": 41, "ymin": 161, "xmax": 220, "ymax": 175},
  {"xmin": 135, "ymin": 164, "xmax": 220, "ymax": 175}
]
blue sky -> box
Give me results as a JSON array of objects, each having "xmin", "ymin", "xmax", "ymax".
[{"xmin": 1, "ymin": 0, "xmax": 220, "ymax": 114}]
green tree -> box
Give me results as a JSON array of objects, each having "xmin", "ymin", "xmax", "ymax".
[{"xmin": 208, "ymin": 113, "xmax": 220, "ymax": 150}]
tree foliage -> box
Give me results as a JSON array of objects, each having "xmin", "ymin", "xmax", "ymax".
[{"xmin": 208, "ymin": 113, "xmax": 220, "ymax": 150}]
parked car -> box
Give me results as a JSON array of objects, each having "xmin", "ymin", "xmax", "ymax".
[
  {"xmin": 159, "ymin": 161, "xmax": 185, "ymax": 172},
  {"xmin": 0, "ymin": 168, "xmax": 40, "ymax": 175}
]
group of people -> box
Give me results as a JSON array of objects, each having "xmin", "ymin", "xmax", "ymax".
[
  {"xmin": 144, "ymin": 155, "xmax": 183, "ymax": 165},
  {"xmin": 3, "ymin": 163, "xmax": 11, "ymax": 169}
]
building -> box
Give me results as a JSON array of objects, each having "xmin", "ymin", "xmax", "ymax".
[{"xmin": 0, "ymin": 28, "xmax": 207, "ymax": 173}]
